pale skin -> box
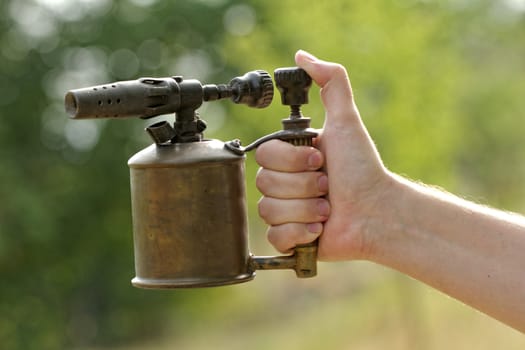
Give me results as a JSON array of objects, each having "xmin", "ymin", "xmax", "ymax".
[{"xmin": 255, "ymin": 50, "xmax": 525, "ymax": 332}]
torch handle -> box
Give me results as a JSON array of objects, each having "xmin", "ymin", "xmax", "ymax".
[
  {"xmin": 283, "ymin": 134, "xmax": 318, "ymax": 278},
  {"xmin": 236, "ymin": 66, "xmax": 320, "ymax": 278}
]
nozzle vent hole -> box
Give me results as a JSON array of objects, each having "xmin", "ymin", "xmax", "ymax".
[
  {"xmin": 116, "ymin": 98, "xmax": 121, "ymax": 104},
  {"xmin": 98, "ymin": 101, "xmax": 102, "ymax": 106},
  {"xmin": 107, "ymin": 99, "xmax": 112, "ymax": 105}
]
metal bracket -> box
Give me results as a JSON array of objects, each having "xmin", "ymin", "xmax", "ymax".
[{"xmin": 225, "ymin": 128, "xmax": 318, "ymax": 155}]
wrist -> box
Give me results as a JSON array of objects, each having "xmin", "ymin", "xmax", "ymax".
[{"xmin": 361, "ymin": 171, "xmax": 413, "ymax": 263}]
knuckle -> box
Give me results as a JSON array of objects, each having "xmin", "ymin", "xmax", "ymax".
[
  {"xmin": 334, "ymin": 63, "xmax": 347, "ymax": 74},
  {"xmin": 267, "ymin": 226, "xmax": 293, "ymax": 254},
  {"xmin": 254, "ymin": 146, "xmax": 266, "ymax": 167},
  {"xmin": 255, "ymin": 169, "xmax": 269, "ymax": 193},
  {"xmin": 255, "ymin": 140, "xmax": 287, "ymax": 168},
  {"xmin": 257, "ymin": 197, "xmax": 271, "ymax": 223},
  {"xmin": 266, "ymin": 227, "xmax": 280, "ymax": 246}
]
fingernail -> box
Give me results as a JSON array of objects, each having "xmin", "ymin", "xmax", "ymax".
[
  {"xmin": 297, "ymin": 49, "xmax": 318, "ymax": 62},
  {"xmin": 317, "ymin": 199, "xmax": 330, "ymax": 217},
  {"xmin": 318, "ymin": 174, "xmax": 329, "ymax": 193},
  {"xmin": 307, "ymin": 151, "xmax": 323, "ymax": 170},
  {"xmin": 307, "ymin": 222, "xmax": 323, "ymax": 234}
]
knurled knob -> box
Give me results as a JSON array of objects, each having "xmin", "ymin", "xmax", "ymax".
[
  {"xmin": 255, "ymin": 70, "xmax": 275, "ymax": 108},
  {"xmin": 274, "ymin": 67, "xmax": 312, "ymax": 106},
  {"xmin": 229, "ymin": 70, "xmax": 274, "ymax": 108}
]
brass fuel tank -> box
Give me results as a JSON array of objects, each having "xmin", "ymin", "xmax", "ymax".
[{"xmin": 128, "ymin": 139, "xmax": 254, "ymax": 288}]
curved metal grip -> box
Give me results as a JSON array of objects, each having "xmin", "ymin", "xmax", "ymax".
[
  {"xmin": 239, "ymin": 66, "xmax": 319, "ymax": 279},
  {"xmin": 283, "ymin": 134, "xmax": 318, "ymax": 278},
  {"xmin": 241, "ymin": 129, "xmax": 319, "ymax": 278}
]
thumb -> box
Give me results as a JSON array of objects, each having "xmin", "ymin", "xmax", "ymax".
[{"xmin": 294, "ymin": 50, "xmax": 359, "ymax": 126}]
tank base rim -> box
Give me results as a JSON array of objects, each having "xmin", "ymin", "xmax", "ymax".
[{"xmin": 131, "ymin": 273, "xmax": 255, "ymax": 289}]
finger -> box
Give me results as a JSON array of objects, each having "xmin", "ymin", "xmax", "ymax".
[
  {"xmin": 267, "ymin": 222, "xmax": 323, "ymax": 254},
  {"xmin": 295, "ymin": 50, "xmax": 359, "ymax": 125},
  {"xmin": 256, "ymin": 168, "xmax": 328, "ymax": 199},
  {"xmin": 255, "ymin": 139, "xmax": 324, "ymax": 172},
  {"xmin": 258, "ymin": 197, "xmax": 330, "ymax": 225}
]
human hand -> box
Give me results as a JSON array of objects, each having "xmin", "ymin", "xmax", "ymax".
[
  {"xmin": 255, "ymin": 50, "xmax": 393, "ymax": 261},
  {"xmin": 259, "ymin": 51, "xmax": 525, "ymax": 332}
]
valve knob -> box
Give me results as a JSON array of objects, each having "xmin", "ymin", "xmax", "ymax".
[
  {"xmin": 274, "ymin": 67, "xmax": 312, "ymax": 106},
  {"xmin": 229, "ymin": 70, "xmax": 274, "ymax": 108}
]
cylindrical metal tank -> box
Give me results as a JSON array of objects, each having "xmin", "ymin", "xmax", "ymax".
[{"xmin": 128, "ymin": 139, "xmax": 255, "ymax": 288}]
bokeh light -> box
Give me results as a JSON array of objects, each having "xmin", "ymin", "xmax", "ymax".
[{"xmin": 223, "ymin": 4, "xmax": 256, "ymax": 36}]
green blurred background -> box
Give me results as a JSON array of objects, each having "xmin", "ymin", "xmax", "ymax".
[{"xmin": 1, "ymin": 0, "xmax": 525, "ymax": 348}]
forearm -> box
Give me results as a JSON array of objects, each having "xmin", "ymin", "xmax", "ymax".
[{"xmin": 370, "ymin": 173, "xmax": 525, "ymax": 332}]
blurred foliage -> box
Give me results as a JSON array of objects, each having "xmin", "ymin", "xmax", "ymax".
[
  {"xmin": 1, "ymin": 0, "xmax": 525, "ymax": 349},
  {"xmin": 226, "ymin": 0, "xmax": 525, "ymax": 209},
  {"xmin": 0, "ymin": 0, "xmax": 248, "ymax": 349}
]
